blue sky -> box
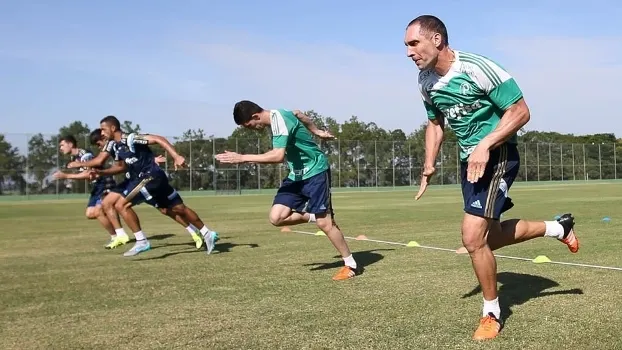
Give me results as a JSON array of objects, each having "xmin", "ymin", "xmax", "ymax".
[{"xmin": 1, "ymin": 0, "xmax": 621, "ymax": 149}]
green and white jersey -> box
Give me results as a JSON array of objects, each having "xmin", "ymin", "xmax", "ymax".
[
  {"xmin": 270, "ymin": 109, "xmax": 329, "ymax": 181},
  {"xmin": 418, "ymin": 50, "xmax": 524, "ymax": 161}
]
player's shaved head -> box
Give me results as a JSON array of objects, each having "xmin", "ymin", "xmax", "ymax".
[{"xmin": 407, "ymin": 15, "xmax": 448, "ymax": 46}]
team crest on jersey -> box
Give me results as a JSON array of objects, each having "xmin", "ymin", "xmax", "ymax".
[{"xmin": 460, "ymin": 82, "xmax": 472, "ymax": 95}]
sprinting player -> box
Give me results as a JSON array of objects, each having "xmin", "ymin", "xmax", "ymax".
[
  {"xmin": 405, "ymin": 15, "xmax": 579, "ymax": 340},
  {"xmin": 215, "ymin": 100, "xmax": 358, "ymax": 281},
  {"xmin": 54, "ymin": 131, "xmax": 128, "ymax": 248},
  {"xmin": 68, "ymin": 136, "xmax": 209, "ymax": 252},
  {"xmin": 92, "ymin": 115, "xmax": 219, "ymax": 257}
]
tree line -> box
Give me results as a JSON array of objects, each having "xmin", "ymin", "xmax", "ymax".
[{"xmin": 1, "ymin": 112, "xmax": 621, "ymax": 195}]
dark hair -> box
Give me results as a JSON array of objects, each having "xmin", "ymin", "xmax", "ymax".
[
  {"xmin": 89, "ymin": 128, "xmax": 104, "ymax": 145},
  {"xmin": 233, "ymin": 100, "xmax": 264, "ymax": 125},
  {"xmin": 100, "ymin": 115, "xmax": 121, "ymax": 130},
  {"xmin": 59, "ymin": 135, "xmax": 78, "ymax": 147},
  {"xmin": 407, "ymin": 15, "xmax": 448, "ymax": 46}
]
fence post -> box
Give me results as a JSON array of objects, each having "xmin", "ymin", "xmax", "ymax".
[
  {"xmin": 615, "ymin": 142, "xmax": 617, "ymax": 179},
  {"xmin": 548, "ymin": 143, "xmax": 552, "ymax": 181},
  {"xmin": 537, "ymin": 143, "xmax": 540, "ymax": 181},
  {"xmin": 257, "ymin": 138, "xmax": 261, "ymax": 191},
  {"xmin": 409, "ymin": 142, "xmax": 412, "ymax": 186},
  {"xmin": 374, "ymin": 140, "xmax": 378, "ymax": 189},
  {"xmin": 583, "ymin": 144, "xmax": 586, "ymax": 180},
  {"xmin": 357, "ymin": 141, "xmax": 360, "ymax": 188},
  {"xmin": 392, "ymin": 141, "xmax": 395, "ymax": 189},
  {"xmin": 55, "ymin": 135, "xmax": 60, "ymax": 198},
  {"xmin": 572, "ymin": 143, "xmax": 575, "ymax": 181},
  {"xmin": 236, "ymin": 137, "xmax": 240, "ymax": 193},
  {"xmin": 456, "ymin": 143, "xmax": 459, "ymax": 184},
  {"xmin": 189, "ymin": 136, "xmax": 193, "ymax": 192},
  {"xmin": 524, "ymin": 143, "xmax": 528, "ymax": 182},
  {"xmin": 338, "ymin": 139, "xmax": 341, "ymax": 188},
  {"xmin": 560, "ymin": 143, "xmax": 563, "ymax": 181},
  {"xmin": 212, "ymin": 138, "xmax": 216, "ymax": 192},
  {"xmin": 440, "ymin": 144, "xmax": 444, "ymax": 185},
  {"xmin": 599, "ymin": 143, "xmax": 602, "ymax": 180}
]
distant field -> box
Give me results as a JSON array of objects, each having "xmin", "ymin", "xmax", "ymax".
[{"xmin": 1, "ymin": 182, "xmax": 621, "ymax": 349}]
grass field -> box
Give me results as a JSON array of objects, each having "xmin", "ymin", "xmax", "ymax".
[{"xmin": 2, "ymin": 182, "xmax": 622, "ymax": 349}]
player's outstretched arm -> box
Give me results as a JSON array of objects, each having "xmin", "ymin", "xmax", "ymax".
[
  {"xmin": 53, "ymin": 170, "xmax": 93, "ymax": 180},
  {"xmin": 67, "ymin": 151, "xmax": 109, "ymax": 169},
  {"xmin": 293, "ymin": 110, "xmax": 335, "ymax": 140},
  {"xmin": 133, "ymin": 134, "xmax": 186, "ymax": 170},
  {"xmin": 95, "ymin": 161, "xmax": 127, "ymax": 177},
  {"xmin": 215, "ymin": 148, "xmax": 285, "ymax": 165}
]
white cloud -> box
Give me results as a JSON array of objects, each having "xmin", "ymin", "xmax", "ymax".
[{"xmin": 493, "ymin": 37, "xmax": 622, "ymax": 135}]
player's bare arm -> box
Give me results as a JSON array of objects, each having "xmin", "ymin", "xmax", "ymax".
[
  {"xmin": 53, "ymin": 169, "xmax": 92, "ymax": 180},
  {"xmin": 293, "ymin": 110, "xmax": 335, "ymax": 140},
  {"xmin": 215, "ymin": 148, "xmax": 285, "ymax": 164},
  {"xmin": 67, "ymin": 151, "xmax": 110, "ymax": 169},
  {"xmin": 416, "ymin": 115, "xmax": 445, "ymax": 200},
  {"xmin": 467, "ymin": 99, "xmax": 530, "ymax": 183},
  {"xmin": 479, "ymin": 98, "xmax": 530, "ymax": 151},
  {"xmin": 136, "ymin": 134, "xmax": 186, "ymax": 169},
  {"xmin": 95, "ymin": 161, "xmax": 127, "ymax": 177}
]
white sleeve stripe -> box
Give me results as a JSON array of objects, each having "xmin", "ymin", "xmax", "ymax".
[
  {"xmin": 460, "ymin": 53, "xmax": 512, "ymax": 91},
  {"xmin": 270, "ymin": 110, "xmax": 289, "ymax": 136},
  {"xmin": 127, "ymin": 133, "xmax": 136, "ymax": 153}
]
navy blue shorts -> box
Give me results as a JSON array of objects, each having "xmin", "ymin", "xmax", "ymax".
[
  {"xmin": 111, "ymin": 170, "xmax": 183, "ymax": 209},
  {"xmin": 273, "ymin": 169, "xmax": 334, "ymax": 216},
  {"xmin": 86, "ymin": 178, "xmax": 115, "ymax": 208},
  {"xmin": 461, "ymin": 143, "xmax": 519, "ymax": 220}
]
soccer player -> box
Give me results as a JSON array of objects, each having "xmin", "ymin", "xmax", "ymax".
[
  {"xmin": 54, "ymin": 131, "xmax": 127, "ymax": 247},
  {"xmin": 215, "ymin": 100, "xmax": 358, "ymax": 281},
  {"xmin": 404, "ymin": 15, "xmax": 579, "ymax": 340},
  {"xmin": 68, "ymin": 129, "xmax": 215, "ymax": 254},
  {"xmin": 91, "ymin": 115, "xmax": 219, "ymax": 257}
]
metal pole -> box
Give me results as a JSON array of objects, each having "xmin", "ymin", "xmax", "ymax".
[
  {"xmin": 236, "ymin": 138, "xmax": 240, "ymax": 193},
  {"xmin": 572, "ymin": 144, "xmax": 575, "ymax": 181},
  {"xmin": 583, "ymin": 144, "xmax": 586, "ymax": 181},
  {"xmin": 524, "ymin": 143, "xmax": 528, "ymax": 182},
  {"xmin": 357, "ymin": 141, "xmax": 360, "ymax": 188},
  {"xmin": 599, "ymin": 143, "xmax": 602, "ymax": 180},
  {"xmin": 212, "ymin": 138, "xmax": 216, "ymax": 192},
  {"xmin": 26, "ymin": 134, "xmax": 30, "ymax": 199},
  {"xmin": 537, "ymin": 143, "xmax": 540, "ymax": 181},
  {"xmin": 560, "ymin": 143, "xmax": 563, "ymax": 181},
  {"xmin": 257, "ymin": 138, "xmax": 261, "ymax": 191},
  {"xmin": 374, "ymin": 140, "xmax": 378, "ymax": 189},
  {"xmin": 56, "ymin": 135, "xmax": 60, "ymax": 198},
  {"xmin": 548, "ymin": 143, "xmax": 552, "ymax": 181},
  {"xmin": 189, "ymin": 137, "xmax": 193, "ymax": 192},
  {"xmin": 615, "ymin": 142, "xmax": 617, "ymax": 179},
  {"xmin": 338, "ymin": 139, "xmax": 341, "ymax": 188},
  {"xmin": 456, "ymin": 142, "xmax": 459, "ymax": 184},
  {"xmin": 392, "ymin": 141, "xmax": 395, "ymax": 189},
  {"xmin": 408, "ymin": 142, "xmax": 412, "ymax": 186},
  {"xmin": 440, "ymin": 145, "xmax": 444, "ymax": 185}
]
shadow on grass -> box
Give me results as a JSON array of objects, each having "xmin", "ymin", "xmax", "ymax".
[
  {"xmin": 461, "ymin": 271, "xmax": 584, "ymax": 322},
  {"xmin": 139, "ymin": 239, "xmax": 259, "ymax": 261},
  {"xmin": 303, "ymin": 249, "xmax": 393, "ymax": 276}
]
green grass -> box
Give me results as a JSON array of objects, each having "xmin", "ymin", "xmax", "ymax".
[{"xmin": 1, "ymin": 182, "xmax": 622, "ymax": 349}]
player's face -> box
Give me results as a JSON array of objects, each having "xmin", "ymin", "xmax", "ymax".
[
  {"xmin": 100, "ymin": 122, "xmax": 114, "ymax": 139},
  {"xmin": 405, "ymin": 24, "xmax": 440, "ymax": 70},
  {"xmin": 241, "ymin": 114, "xmax": 266, "ymax": 130},
  {"xmin": 58, "ymin": 140, "xmax": 73, "ymax": 155},
  {"xmin": 95, "ymin": 140, "xmax": 105, "ymax": 149}
]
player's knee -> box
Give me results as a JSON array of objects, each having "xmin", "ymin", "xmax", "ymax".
[
  {"xmin": 315, "ymin": 216, "xmax": 333, "ymax": 233},
  {"xmin": 85, "ymin": 208, "xmax": 98, "ymax": 220},
  {"xmin": 114, "ymin": 200, "xmax": 128, "ymax": 213},
  {"xmin": 461, "ymin": 214, "xmax": 490, "ymax": 253},
  {"xmin": 170, "ymin": 204, "xmax": 186, "ymax": 216}
]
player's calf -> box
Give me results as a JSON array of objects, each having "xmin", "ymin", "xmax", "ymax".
[{"xmin": 315, "ymin": 213, "xmax": 358, "ymax": 281}]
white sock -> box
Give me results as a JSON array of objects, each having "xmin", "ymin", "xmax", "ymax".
[
  {"xmin": 115, "ymin": 228, "xmax": 128, "ymax": 237},
  {"xmin": 343, "ymin": 254, "xmax": 357, "ymax": 269},
  {"xmin": 134, "ymin": 231, "xmax": 146, "ymax": 241},
  {"xmin": 308, "ymin": 213, "xmax": 316, "ymax": 223},
  {"xmin": 544, "ymin": 221, "xmax": 564, "ymax": 239},
  {"xmin": 199, "ymin": 226, "xmax": 211, "ymax": 236},
  {"xmin": 483, "ymin": 297, "xmax": 501, "ymax": 319},
  {"xmin": 186, "ymin": 224, "xmax": 198, "ymax": 235}
]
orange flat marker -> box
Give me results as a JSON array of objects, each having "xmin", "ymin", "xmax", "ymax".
[
  {"xmin": 355, "ymin": 234, "xmax": 368, "ymax": 240},
  {"xmin": 456, "ymin": 246, "xmax": 468, "ymax": 254},
  {"xmin": 280, "ymin": 227, "xmax": 291, "ymax": 232}
]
